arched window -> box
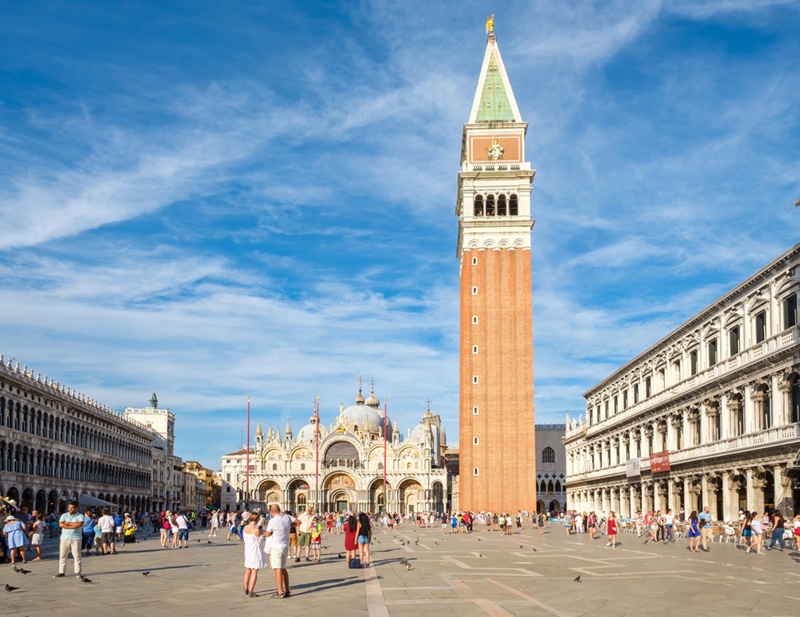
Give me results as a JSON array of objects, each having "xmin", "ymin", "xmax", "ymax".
[
  {"xmin": 486, "ymin": 194, "xmax": 495, "ymax": 216},
  {"xmin": 272, "ymin": 463, "xmax": 277, "ymax": 471},
  {"xmin": 542, "ymin": 447, "xmax": 555, "ymax": 463},
  {"xmin": 497, "ymin": 194, "xmax": 507, "ymax": 216},
  {"xmin": 300, "ymin": 463, "xmax": 306, "ymax": 471},
  {"xmin": 473, "ymin": 195, "xmax": 484, "ymax": 216},
  {"xmin": 509, "ymin": 194, "xmax": 518, "ymax": 216}
]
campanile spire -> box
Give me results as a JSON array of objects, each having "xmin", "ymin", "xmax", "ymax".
[{"xmin": 456, "ymin": 24, "xmax": 537, "ymax": 514}]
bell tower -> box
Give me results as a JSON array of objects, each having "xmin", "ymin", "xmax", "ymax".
[{"xmin": 456, "ymin": 24, "xmax": 536, "ymax": 514}]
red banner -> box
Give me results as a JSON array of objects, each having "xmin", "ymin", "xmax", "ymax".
[{"xmin": 649, "ymin": 451, "xmax": 671, "ymax": 473}]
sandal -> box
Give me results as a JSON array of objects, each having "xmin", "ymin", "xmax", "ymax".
[
  {"xmin": 270, "ymin": 592, "xmax": 285, "ymax": 599},
  {"xmin": 283, "ymin": 591, "xmax": 291, "ymax": 598}
]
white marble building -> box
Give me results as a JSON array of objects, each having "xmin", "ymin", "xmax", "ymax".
[
  {"xmin": 220, "ymin": 384, "xmax": 448, "ymax": 514},
  {"xmin": 565, "ymin": 243, "xmax": 800, "ymax": 520}
]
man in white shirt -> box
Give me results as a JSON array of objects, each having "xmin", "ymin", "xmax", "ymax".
[
  {"xmin": 175, "ymin": 511, "xmax": 190, "ymax": 548},
  {"xmin": 264, "ymin": 503, "xmax": 294, "ymax": 598},
  {"xmin": 295, "ymin": 506, "xmax": 314, "ymax": 563},
  {"xmin": 97, "ymin": 509, "xmax": 117, "ymax": 555}
]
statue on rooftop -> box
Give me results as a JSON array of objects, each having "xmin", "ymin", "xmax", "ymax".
[{"xmin": 486, "ymin": 14, "xmax": 494, "ymax": 35}]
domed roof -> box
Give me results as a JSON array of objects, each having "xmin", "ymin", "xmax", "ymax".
[
  {"xmin": 341, "ymin": 402, "xmax": 386, "ymax": 436},
  {"xmin": 410, "ymin": 420, "xmax": 431, "ymax": 444},
  {"xmin": 365, "ymin": 391, "xmax": 380, "ymax": 408},
  {"xmin": 297, "ymin": 415, "xmax": 327, "ymax": 442}
]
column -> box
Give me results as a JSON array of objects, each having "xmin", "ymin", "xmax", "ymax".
[
  {"xmin": 721, "ymin": 471, "xmax": 737, "ymax": 521},
  {"xmin": 778, "ymin": 379, "xmax": 792, "ymax": 426},
  {"xmin": 746, "ymin": 468, "xmax": 765, "ymax": 515},
  {"xmin": 629, "ymin": 485, "xmax": 638, "ymax": 517},
  {"xmin": 700, "ymin": 475, "xmax": 710, "ymax": 514},
  {"xmin": 773, "ymin": 465, "xmax": 793, "ymax": 515},
  {"xmin": 620, "ymin": 485, "xmax": 629, "ymax": 518},
  {"xmin": 611, "ymin": 487, "xmax": 620, "ymax": 513}
]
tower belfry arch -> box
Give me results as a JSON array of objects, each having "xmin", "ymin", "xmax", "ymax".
[{"xmin": 456, "ymin": 23, "xmax": 537, "ymax": 513}]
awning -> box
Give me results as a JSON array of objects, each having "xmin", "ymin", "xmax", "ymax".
[{"xmin": 78, "ymin": 494, "xmax": 116, "ymax": 509}]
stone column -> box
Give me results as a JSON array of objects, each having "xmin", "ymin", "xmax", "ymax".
[
  {"xmin": 778, "ymin": 379, "xmax": 793, "ymax": 426},
  {"xmin": 629, "ymin": 485, "xmax": 638, "ymax": 517},
  {"xmin": 721, "ymin": 471, "xmax": 738, "ymax": 521},
  {"xmin": 774, "ymin": 465, "xmax": 793, "ymax": 514}
]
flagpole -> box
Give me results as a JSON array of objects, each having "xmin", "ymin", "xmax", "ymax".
[
  {"xmin": 246, "ymin": 394, "xmax": 251, "ymax": 511},
  {"xmin": 383, "ymin": 397, "xmax": 388, "ymax": 515},
  {"xmin": 315, "ymin": 396, "xmax": 320, "ymax": 514}
]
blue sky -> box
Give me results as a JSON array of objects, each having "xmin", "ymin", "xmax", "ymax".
[{"xmin": 1, "ymin": 1, "xmax": 798, "ymax": 471}]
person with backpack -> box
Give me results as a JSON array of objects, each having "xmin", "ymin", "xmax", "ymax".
[{"xmin": 176, "ymin": 510, "xmax": 191, "ymax": 548}]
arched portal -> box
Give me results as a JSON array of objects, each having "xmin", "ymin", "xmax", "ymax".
[
  {"xmin": 286, "ymin": 479, "xmax": 309, "ymax": 513},
  {"xmin": 548, "ymin": 500, "xmax": 561, "ymax": 514},
  {"xmin": 369, "ymin": 479, "xmax": 390, "ymax": 514},
  {"xmin": 397, "ymin": 479, "xmax": 422, "ymax": 516},
  {"xmin": 431, "ymin": 481, "xmax": 444, "ymax": 514},
  {"xmin": 21, "ymin": 487, "xmax": 34, "ymax": 511},
  {"xmin": 35, "ymin": 489, "xmax": 46, "ymax": 513},
  {"xmin": 256, "ymin": 480, "xmax": 281, "ymax": 510}
]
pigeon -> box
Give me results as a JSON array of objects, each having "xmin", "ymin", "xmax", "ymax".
[
  {"xmin": 479, "ymin": 553, "xmax": 484, "ymax": 558},
  {"xmin": 404, "ymin": 562, "xmax": 412, "ymax": 571},
  {"xmin": 434, "ymin": 541, "xmax": 438, "ymax": 545},
  {"xmin": 338, "ymin": 553, "xmax": 345, "ymax": 559},
  {"xmin": 573, "ymin": 575, "xmax": 581, "ymax": 583},
  {"xmin": 414, "ymin": 539, "xmax": 419, "ymax": 545},
  {"xmin": 80, "ymin": 576, "xmax": 92, "ymax": 584},
  {"xmin": 142, "ymin": 572, "xmax": 151, "ymax": 576},
  {"xmin": 477, "ymin": 538, "xmax": 481, "ymax": 542},
  {"xmin": 5, "ymin": 584, "xmax": 19, "ymax": 592},
  {"xmin": 197, "ymin": 539, "xmax": 201, "ymax": 543},
  {"xmin": 13, "ymin": 565, "xmax": 30, "ymax": 575},
  {"xmin": 400, "ymin": 559, "xmax": 410, "ymax": 566},
  {"xmin": 532, "ymin": 547, "xmax": 537, "ymax": 552},
  {"xmin": 520, "ymin": 545, "xmax": 524, "ymax": 549},
  {"xmin": 207, "ymin": 541, "xmax": 212, "ymax": 544}
]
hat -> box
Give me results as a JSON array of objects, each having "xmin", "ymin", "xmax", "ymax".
[{"xmin": 5, "ymin": 515, "xmax": 18, "ymax": 521}]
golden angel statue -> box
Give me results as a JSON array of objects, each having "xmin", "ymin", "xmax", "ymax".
[{"xmin": 486, "ymin": 14, "xmax": 494, "ymax": 34}]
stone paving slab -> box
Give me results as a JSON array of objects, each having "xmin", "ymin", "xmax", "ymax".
[{"xmin": 2, "ymin": 524, "xmax": 799, "ymax": 616}]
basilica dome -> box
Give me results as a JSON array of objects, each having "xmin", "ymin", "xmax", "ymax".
[
  {"xmin": 297, "ymin": 415, "xmax": 327, "ymax": 442},
  {"xmin": 341, "ymin": 388, "xmax": 391, "ymax": 437}
]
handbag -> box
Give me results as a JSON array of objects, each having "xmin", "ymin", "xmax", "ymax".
[{"xmin": 349, "ymin": 557, "xmax": 361, "ymax": 569}]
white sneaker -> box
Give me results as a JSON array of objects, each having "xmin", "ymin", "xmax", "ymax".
[{"xmin": 606, "ymin": 543, "xmax": 611, "ymax": 547}]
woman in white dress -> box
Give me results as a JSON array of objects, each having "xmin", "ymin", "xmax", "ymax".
[{"xmin": 243, "ymin": 512, "xmax": 266, "ymax": 598}]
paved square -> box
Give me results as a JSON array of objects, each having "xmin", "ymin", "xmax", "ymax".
[{"xmin": 3, "ymin": 524, "xmax": 799, "ymax": 616}]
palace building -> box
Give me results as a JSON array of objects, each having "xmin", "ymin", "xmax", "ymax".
[
  {"xmin": 565, "ymin": 243, "xmax": 800, "ymax": 519},
  {"xmin": 456, "ymin": 25, "xmax": 537, "ymax": 513},
  {"xmin": 219, "ymin": 382, "xmax": 448, "ymax": 514}
]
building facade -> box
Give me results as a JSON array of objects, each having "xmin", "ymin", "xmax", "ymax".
[
  {"xmin": 124, "ymin": 393, "xmax": 183, "ymax": 513},
  {"xmin": 184, "ymin": 460, "xmax": 214, "ymax": 508},
  {"xmin": 457, "ymin": 25, "xmax": 537, "ymax": 514},
  {"xmin": 221, "ymin": 384, "xmax": 448, "ymax": 514},
  {"xmin": 565, "ymin": 243, "xmax": 800, "ymax": 519},
  {"xmin": 0, "ymin": 356, "xmax": 153, "ymax": 514},
  {"xmin": 535, "ymin": 424, "xmax": 567, "ymax": 514}
]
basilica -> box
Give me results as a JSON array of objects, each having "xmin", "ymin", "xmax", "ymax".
[{"xmin": 220, "ymin": 383, "xmax": 448, "ymax": 514}]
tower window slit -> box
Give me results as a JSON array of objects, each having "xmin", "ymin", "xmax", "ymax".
[
  {"xmin": 509, "ymin": 194, "xmax": 518, "ymax": 216},
  {"xmin": 498, "ymin": 194, "xmax": 507, "ymax": 216},
  {"xmin": 486, "ymin": 195, "xmax": 495, "ymax": 216},
  {"xmin": 473, "ymin": 195, "xmax": 484, "ymax": 216}
]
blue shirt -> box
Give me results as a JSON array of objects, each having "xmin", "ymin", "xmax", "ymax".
[
  {"xmin": 82, "ymin": 516, "xmax": 95, "ymax": 534},
  {"xmin": 60, "ymin": 512, "xmax": 85, "ymax": 541},
  {"xmin": 698, "ymin": 511, "xmax": 712, "ymax": 529}
]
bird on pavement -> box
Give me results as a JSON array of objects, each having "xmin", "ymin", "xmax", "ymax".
[
  {"xmin": 207, "ymin": 540, "xmax": 212, "ymax": 544},
  {"xmin": 532, "ymin": 547, "xmax": 537, "ymax": 552},
  {"xmin": 197, "ymin": 539, "xmax": 201, "ymax": 543},
  {"xmin": 14, "ymin": 566, "xmax": 31, "ymax": 574},
  {"xmin": 404, "ymin": 563, "xmax": 412, "ymax": 571},
  {"xmin": 5, "ymin": 584, "xmax": 19, "ymax": 592},
  {"xmin": 434, "ymin": 541, "xmax": 438, "ymax": 545},
  {"xmin": 338, "ymin": 553, "xmax": 344, "ymax": 559},
  {"xmin": 479, "ymin": 553, "xmax": 484, "ymax": 558},
  {"xmin": 80, "ymin": 576, "xmax": 93, "ymax": 584},
  {"xmin": 573, "ymin": 575, "xmax": 582, "ymax": 583},
  {"xmin": 142, "ymin": 572, "xmax": 151, "ymax": 576}
]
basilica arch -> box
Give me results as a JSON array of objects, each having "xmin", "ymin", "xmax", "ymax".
[
  {"xmin": 397, "ymin": 478, "xmax": 422, "ymax": 515},
  {"xmin": 255, "ymin": 480, "xmax": 281, "ymax": 509}
]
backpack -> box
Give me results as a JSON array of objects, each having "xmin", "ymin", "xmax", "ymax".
[{"xmin": 163, "ymin": 518, "xmax": 170, "ymax": 530}]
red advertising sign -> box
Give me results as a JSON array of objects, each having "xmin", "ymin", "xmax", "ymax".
[{"xmin": 649, "ymin": 451, "xmax": 671, "ymax": 473}]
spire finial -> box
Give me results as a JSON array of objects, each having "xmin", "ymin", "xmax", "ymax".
[
  {"xmin": 485, "ymin": 14, "xmax": 494, "ymax": 36},
  {"xmin": 150, "ymin": 390, "xmax": 158, "ymax": 409}
]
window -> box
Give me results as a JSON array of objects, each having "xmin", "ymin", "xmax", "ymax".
[
  {"xmin": 755, "ymin": 311, "xmax": 767, "ymax": 343},
  {"xmin": 497, "ymin": 194, "xmax": 507, "ymax": 216},
  {"xmin": 633, "ymin": 384, "xmax": 639, "ymax": 404},
  {"xmin": 472, "ymin": 256, "xmax": 478, "ymax": 265},
  {"xmin": 486, "ymin": 194, "xmax": 495, "ymax": 216},
  {"xmin": 472, "ymin": 286, "xmax": 478, "ymax": 295},
  {"xmin": 792, "ymin": 380, "xmax": 800, "ymax": 423},
  {"xmin": 300, "ymin": 463, "xmax": 305, "ymax": 470},
  {"xmin": 509, "ymin": 194, "xmax": 518, "ymax": 216},
  {"xmin": 604, "ymin": 401, "xmax": 609, "ymax": 419},
  {"xmin": 473, "ymin": 406, "xmax": 479, "ymax": 415},
  {"xmin": 673, "ymin": 360, "xmax": 681, "ymax": 381},
  {"xmin": 472, "ymin": 315, "xmax": 478, "ymax": 324},
  {"xmin": 272, "ymin": 463, "xmax": 277, "ymax": 470},
  {"xmin": 472, "ymin": 375, "xmax": 479, "ymax": 384},
  {"xmin": 708, "ymin": 339, "xmax": 718, "ymax": 366},
  {"xmin": 473, "ymin": 467, "xmax": 479, "ymax": 476},
  {"xmin": 473, "ymin": 195, "xmax": 484, "ymax": 216},
  {"xmin": 226, "ymin": 486, "xmax": 231, "ymax": 492},
  {"xmin": 784, "ymin": 294, "xmax": 797, "ymax": 329},
  {"xmin": 729, "ymin": 326, "xmax": 740, "ymax": 356},
  {"xmin": 623, "ymin": 391, "xmax": 628, "ymax": 409},
  {"xmin": 472, "ymin": 345, "xmax": 478, "ymax": 354},
  {"xmin": 762, "ymin": 392, "xmax": 771, "ymax": 429},
  {"xmin": 658, "ymin": 369, "xmax": 665, "ymax": 391},
  {"xmin": 675, "ymin": 423, "xmax": 682, "ymax": 450},
  {"xmin": 473, "ymin": 437, "xmax": 479, "ymax": 445},
  {"xmin": 542, "ymin": 447, "xmax": 555, "ymax": 463},
  {"xmin": 694, "ymin": 419, "xmax": 701, "ymax": 445},
  {"xmin": 614, "ymin": 397, "xmax": 618, "ymax": 414},
  {"xmin": 713, "ymin": 413, "xmax": 721, "ymax": 441},
  {"xmin": 690, "ymin": 350, "xmax": 698, "ymax": 376}
]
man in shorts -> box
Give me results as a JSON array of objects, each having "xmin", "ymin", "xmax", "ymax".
[
  {"xmin": 295, "ymin": 506, "xmax": 314, "ymax": 562},
  {"xmin": 698, "ymin": 506, "xmax": 713, "ymax": 552},
  {"xmin": 96, "ymin": 509, "xmax": 117, "ymax": 555},
  {"xmin": 264, "ymin": 503, "xmax": 293, "ymax": 598}
]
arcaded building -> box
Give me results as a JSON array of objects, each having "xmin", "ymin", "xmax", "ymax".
[
  {"xmin": 457, "ymin": 25, "xmax": 537, "ymax": 514},
  {"xmin": 565, "ymin": 243, "xmax": 800, "ymax": 519},
  {"xmin": 220, "ymin": 383, "xmax": 448, "ymax": 515}
]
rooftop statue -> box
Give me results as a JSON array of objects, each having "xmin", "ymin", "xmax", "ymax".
[{"xmin": 485, "ymin": 14, "xmax": 494, "ymax": 35}]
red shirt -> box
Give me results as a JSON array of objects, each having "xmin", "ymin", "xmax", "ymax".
[
  {"xmin": 344, "ymin": 524, "xmax": 358, "ymax": 551},
  {"xmin": 607, "ymin": 519, "xmax": 618, "ymax": 535}
]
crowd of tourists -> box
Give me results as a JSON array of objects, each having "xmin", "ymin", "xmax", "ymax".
[{"xmin": 559, "ymin": 506, "xmax": 800, "ymax": 554}]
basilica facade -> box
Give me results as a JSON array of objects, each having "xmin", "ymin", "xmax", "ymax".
[
  {"xmin": 220, "ymin": 384, "xmax": 448, "ymax": 515},
  {"xmin": 565, "ymin": 243, "xmax": 800, "ymax": 519}
]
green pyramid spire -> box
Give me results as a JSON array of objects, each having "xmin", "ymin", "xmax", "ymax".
[{"xmin": 475, "ymin": 53, "xmax": 515, "ymax": 122}]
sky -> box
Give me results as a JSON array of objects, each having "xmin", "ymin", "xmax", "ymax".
[{"xmin": 1, "ymin": 0, "xmax": 798, "ymax": 471}]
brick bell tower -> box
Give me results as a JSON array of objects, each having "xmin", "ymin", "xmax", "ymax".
[{"xmin": 456, "ymin": 24, "xmax": 536, "ymax": 514}]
